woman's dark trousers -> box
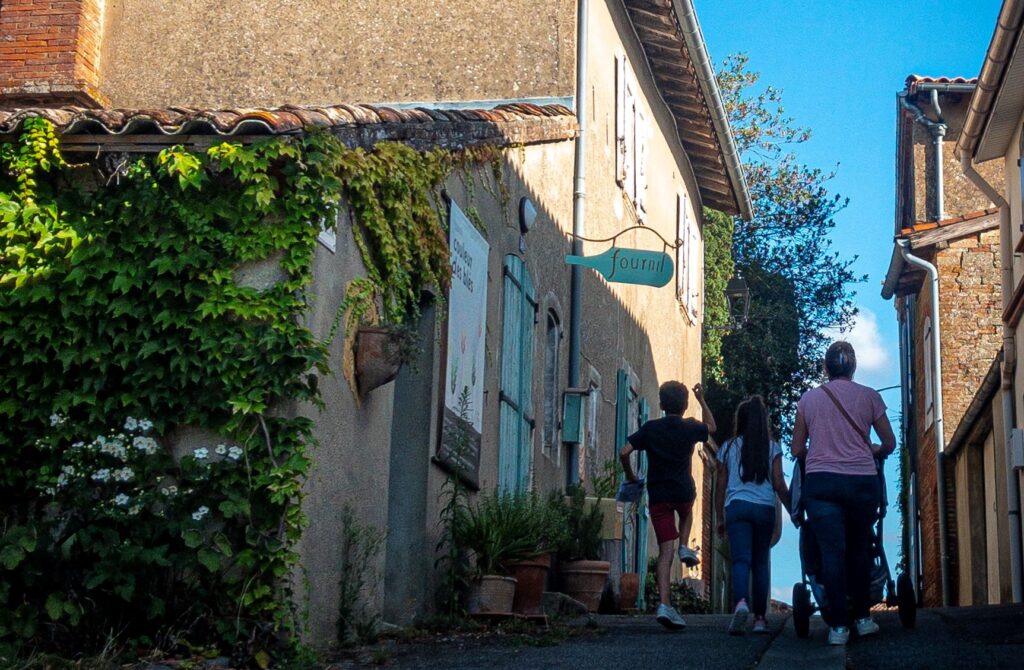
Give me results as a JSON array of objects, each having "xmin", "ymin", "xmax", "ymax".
[{"xmin": 803, "ymin": 472, "xmax": 879, "ymax": 628}]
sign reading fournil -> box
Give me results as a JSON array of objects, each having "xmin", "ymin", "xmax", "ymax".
[{"xmin": 565, "ymin": 247, "xmax": 674, "ymax": 287}]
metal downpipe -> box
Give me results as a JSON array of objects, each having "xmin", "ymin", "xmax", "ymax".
[
  {"xmin": 567, "ymin": 0, "xmax": 588, "ymax": 485},
  {"xmin": 959, "ymin": 148, "xmax": 1023, "ymax": 602},
  {"xmin": 898, "ymin": 240, "xmax": 951, "ymax": 607}
]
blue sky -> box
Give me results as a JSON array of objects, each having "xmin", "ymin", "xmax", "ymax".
[{"xmin": 694, "ymin": 0, "xmax": 1002, "ymax": 603}]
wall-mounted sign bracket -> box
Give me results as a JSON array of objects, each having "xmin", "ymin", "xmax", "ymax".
[{"xmin": 565, "ymin": 225, "xmax": 680, "ymax": 288}]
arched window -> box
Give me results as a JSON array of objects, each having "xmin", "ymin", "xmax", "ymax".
[{"xmin": 542, "ymin": 310, "xmax": 562, "ymax": 460}]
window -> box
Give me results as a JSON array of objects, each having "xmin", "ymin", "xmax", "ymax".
[
  {"xmin": 585, "ymin": 374, "xmax": 601, "ymax": 485},
  {"xmin": 676, "ymin": 193, "xmax": 703, "ymax": 319},
  {"xmin": 616, "ymin": 55, "xmax": 650, "ymax": 221},
  {"xmin": 923, "ymin": 316, "xmax": 934, "ymax": 427},
  {"xmin": 498, "ymin": 255, "xmax": 538, "ymax": 492},
  {"xmin": 542, "ymin": 311, "xmax": 562, "ymax": 460}
]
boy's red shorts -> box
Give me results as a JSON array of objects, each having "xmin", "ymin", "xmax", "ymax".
[{"xmin": 649, "ymin": 501, "xmax": 694, "ymax": 544}]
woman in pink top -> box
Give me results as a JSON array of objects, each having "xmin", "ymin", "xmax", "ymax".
[{"xmin": 791, "ymin": 341, "xmax": 896, "ymax": 646}]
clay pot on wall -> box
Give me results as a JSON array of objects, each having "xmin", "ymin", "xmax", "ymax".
[
  {"xmin": 465, "ymin": 575, "xmax": 518, "ymax": 614},
  {"xmin": 354, "ymin": 326, "xmax": 405, "ymax": 395},
  {"xmin": 559, "ymin": 559, "xmax": 610, "ymax": 612},
  {"xmin": 509, "ymin": 554, "xmax": 552, "ymax": 615}
]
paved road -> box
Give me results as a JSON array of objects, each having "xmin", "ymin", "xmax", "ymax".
[{"xmin": 330, "ymin": 604, "xmax": 1024, "ymax": 669}]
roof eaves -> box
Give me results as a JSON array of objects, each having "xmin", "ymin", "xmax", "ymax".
[
  {"xmin": 0, "ymin": 103, "xmax": 579, "ymax": 152},
  {"xmin": 958, "ymin": 0, "xmax": 1024, "ymax": 161},
  {"xmin": 621, "ymin": 0, "xmax": 752, "ymax": 219}
]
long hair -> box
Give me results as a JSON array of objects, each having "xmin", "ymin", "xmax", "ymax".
[{"xmin": 733, "ymin": 395, "xmax": 770, "ymax": 484}]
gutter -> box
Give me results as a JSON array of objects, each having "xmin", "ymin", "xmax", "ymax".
[
  {"xmin": 674, "ymin": 0, "xmax": 753, "ymax": 220},
  {"xmin": 958, "ymin": 0, "xmax": 1024, "ymax": 159},
  {"xmin": 959, "ymin": 148, "xmax": 1024, "ymax": 603},
  {"xmin": 899, "ymin": 90, "xmax": 947, "ymax": 220},
  {"xmin": 897, "ymin": 239, "xmax": 951, "ymax": 607},
  {"xmin": 567, "ymin": 0, "xmax": 589, "ymax": 486}
]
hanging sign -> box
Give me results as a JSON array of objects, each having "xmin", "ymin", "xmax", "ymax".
[{"xmin": 565, "ymin": 247, "xmax": 674, "ymax": 287}]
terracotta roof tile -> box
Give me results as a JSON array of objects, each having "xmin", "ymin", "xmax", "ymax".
[
  {"xmin": 905, "ymin": 75, "xmax": 978, "ymax": 95},
  {"xmin": 0, "ymin": 102, "xmax": 578, "ymax": 151},
  {"xmin": 900, "ymin": 207, "xmax": 999, "ymax": 236}
]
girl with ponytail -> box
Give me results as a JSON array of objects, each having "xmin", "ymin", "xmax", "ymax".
[{"xmin": 715, "ymin": 395, "xmax": 791, "ymax": 635}]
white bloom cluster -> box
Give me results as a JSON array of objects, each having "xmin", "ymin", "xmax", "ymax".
[
  {"xmin": 112, "ymin": 467, "xmax": 134, "ymax": 482},
  {"xmin": 227, "ymin": 445, "xmax": 244, "ymax": 461},
  {"xmin": 160, "ymin": 485, "xmax": 179, "ymax": 497},
  {"xmin": 114, "ymin": 493, "xmax": 131, "ymax": 506},
  {"xmin": 92, "ymin": 468, "xmax": 111, "ymax": 482},
  {"xmin": 49, "ymin": 413, "xmax": 67, "ymax": 427},
  {"xmin": 71, "ymin": 441, "xmax": 85, "ymax": 450},
  {"xmin": 128, "ymin": 504, "xmax": 141, "ymax": 516},
  {"xmin": 133, "ymin": 435, "xmax": 159, "ymax": 455},
  {"xmin": 96, "ymin": 435, "xmax": 127, "ymax": 460},
  {"xmin": 124, "ymin": 417, "xmax": 154, "ymax": 433},
  {"xmin": 193, "ymin": 447, "xmax": 209, "ymax": 461},
  {"xmin": 215, "ymin": 444, "xmax": 227, "ymax": 456},
  {"xmin": 56, "ymin": 464, "xmax": 76, "ymax": 488},
  {"xmin": 192, "ymin": 506, "xmax": 210, "ymax": 521}
]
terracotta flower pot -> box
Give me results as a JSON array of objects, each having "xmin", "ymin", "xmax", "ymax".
[
  {"xmin": 466, "ymin": 575, "xmax": 517, "ymax": 614},
  {"xmin": 510, "ymin": 554, "xmax": 551, "ymax": 615},
  {"xmin": 619, "ymin": 572, "xmax": 640, "ymax": 611},
  {"xmin": 559, "ymin": 559, "xmax": 610, "ymax": 612},
  {"xmin": 355, "ymin": 326, "xmax": 404, "ymax": 395}
]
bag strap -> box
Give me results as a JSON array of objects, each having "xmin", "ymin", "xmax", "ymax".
[{"xmin": 821, "ymin": 384, "xmax": 872, "ymax": 447}]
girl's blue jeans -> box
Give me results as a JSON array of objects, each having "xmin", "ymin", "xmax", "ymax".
[{"xmin": 725, "ymin": 499, "xmax": 775, "ymax": 617}]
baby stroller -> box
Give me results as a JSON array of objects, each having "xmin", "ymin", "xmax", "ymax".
[{"xmin": 789, "ymin": 459, "xmax": 917, "ymax": 638}]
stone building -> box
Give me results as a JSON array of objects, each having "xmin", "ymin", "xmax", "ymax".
[
  {"xmin": 882, "ymin": 76, "xmax": 1009, "ymax": 607},
  {"xmin": 955, "ymin": 0, "xmax": 1024, "ymax": 609},
  {"xmin": 0, "ymin": 0, "xmax": 750, "ymax": 647}
]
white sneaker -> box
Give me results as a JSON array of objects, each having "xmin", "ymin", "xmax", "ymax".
[
  {"xmin": 728, "ymin": 600, "xmax": 749, "ymax": 635},
  {"xmin": 828, "ymin": 626, "xmax": 850, "ymax": 645},
  {"xmin": 656, "ymin": 603, "xmax": 687, "ymax": 630},
  {"xmin": 678, "ymin": 545, "xmax": 701, "ymax": 567},
  {"xmin": 855, "ymin": 617, "xmax": 880, "ymax": 637}
]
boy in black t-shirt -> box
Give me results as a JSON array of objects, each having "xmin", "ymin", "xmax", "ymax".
[{"xmin": 620, "ymin": 381, "xmax": 716, "ymax": 630}]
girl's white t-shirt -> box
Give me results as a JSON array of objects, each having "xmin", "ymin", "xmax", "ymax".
[{"xmin": 719, "ymin": 437, "xmax": 781, "ymax": 508}]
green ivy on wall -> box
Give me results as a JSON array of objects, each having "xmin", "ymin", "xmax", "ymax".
[
  {"xmin": 0, "ymin": 119, "xmax": 461, "ymax": 662},
  {"xmin": 701, "ymin": 208, "xmax": 736, "ymax": 382}
]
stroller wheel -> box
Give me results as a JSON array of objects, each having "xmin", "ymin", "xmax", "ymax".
[
  {"xmin": 792, "ymin": 582, "xmax": 811, "ymax": 639},
  {"xmin": 897, "ymin": 573, "xmax": 917, "ymax": 629}
]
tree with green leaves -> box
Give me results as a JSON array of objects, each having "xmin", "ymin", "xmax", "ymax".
[{"xmin": 705, "ymin": 54, "xmax": 862, "ymax": 441}]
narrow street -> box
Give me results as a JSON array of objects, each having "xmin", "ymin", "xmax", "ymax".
[{"xmin": 337, "ymin": 604, "xmax": 1024, "ymax": 670}]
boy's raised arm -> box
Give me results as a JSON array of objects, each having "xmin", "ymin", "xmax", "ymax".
[
  {"xmin": 693, "ymin": 383, "xmax": 716, "ymax": 435},
  {"xmin": 619, "ymin": 442, "xmax": 639, "ymax": 483}
]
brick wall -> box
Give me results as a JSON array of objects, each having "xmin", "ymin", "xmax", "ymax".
[
  {"xmin": 0, "ymin": 0, "xmax": 107, "ymax": 107},
  {"xmin": 912, "ymin": 227, "xmax": 1003, "ymax": 607}
]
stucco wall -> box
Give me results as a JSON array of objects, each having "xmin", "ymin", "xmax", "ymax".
[
  {"xmin": 297, "ymin": 219, "xmax": 396, "ymax": 645},
  {"xmin": 98, "ymin": 0, "xmax": 576, "ymax": 108},
  {"xmin": 584, "ymin": 0, "xmax": 707, "ymax": 579}
]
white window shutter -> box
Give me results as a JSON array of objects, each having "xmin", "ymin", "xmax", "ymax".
[
  {"xmin": 923, "ymin": 317, "xmax": 934, "ymax": 427},
  {"xmin": 689, "ymin": 226, "xmax": 701, "ymax": 319},
  {"xmin": 615, "ymin": 55, "xmax": 627, "ymax": 186},
  {"xmin": 635, "ymin": 105, "xmax": 649, "ymax": 221},
  {"xmin": 676, "ymin": 193, "xmax": 686, "ymax": 303}
]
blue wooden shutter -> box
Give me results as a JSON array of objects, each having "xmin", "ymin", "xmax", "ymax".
[
  {"xmin": 498, "ymin": 256, "xmax": 536, "ymax": 492},
  {"xmin": 635, "ymin": 398, "xmax": 650, "ymax": 609},
  {"xmin": 616, "ymin": 369, "xmax": 631, "ymax": 574}
]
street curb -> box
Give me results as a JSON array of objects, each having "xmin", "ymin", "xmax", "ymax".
[{"xmin": 756, "ymin": 616, "xmax": 845, "ymax": 670}]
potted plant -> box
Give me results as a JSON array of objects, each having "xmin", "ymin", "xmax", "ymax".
[
  {"xmin": 455, "ymin": 492, "xmax": 540, "ymax": 614},
  {"xmin": 505, "ymin": 491, "xmax": 569, "ymax": 615},
  {"xmin": 554, "ymin": 484, "xmax": 610, "ymax": 612},
  {"xmin": 354, "ymin": 322, "xmax": 420, "ymax": 394}
]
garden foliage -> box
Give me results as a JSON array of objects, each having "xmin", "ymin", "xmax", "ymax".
[{"xmin": 0, "ymin": 119, "xmax": 453, "ymax": 660}]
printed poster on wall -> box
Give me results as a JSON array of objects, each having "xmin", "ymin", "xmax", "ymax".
[{"xmin": 437, "ymin": 200, "xmax": 488, "ymax": 486}]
